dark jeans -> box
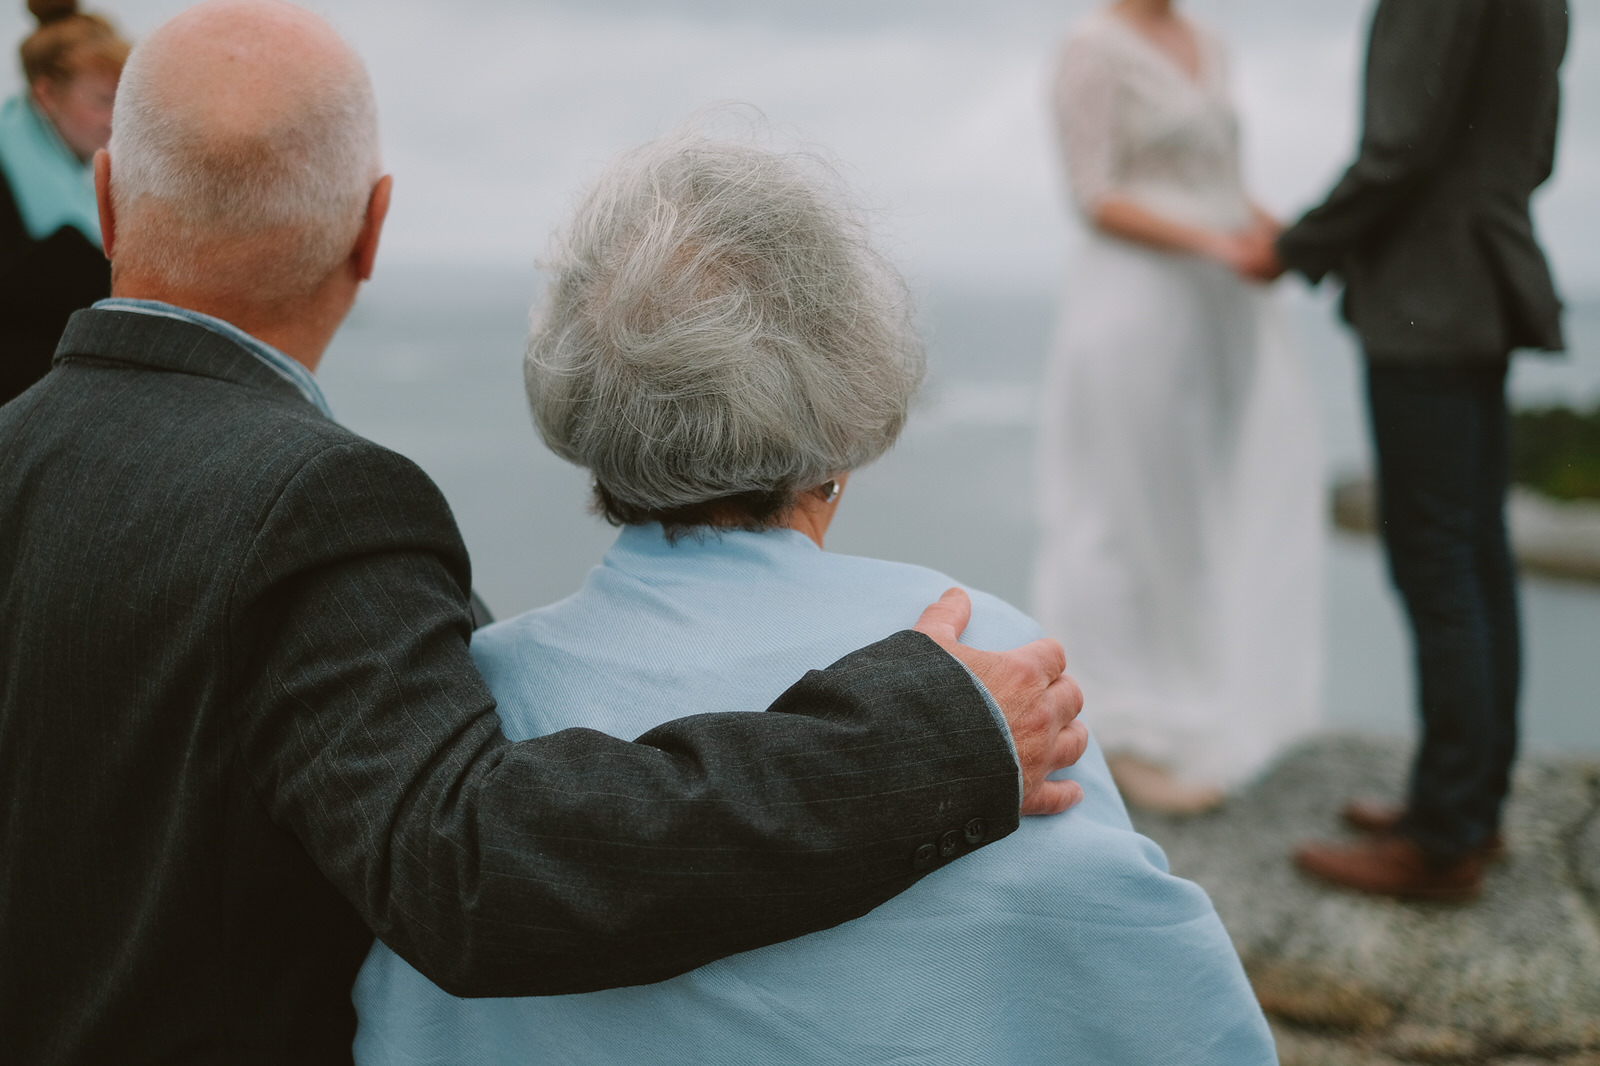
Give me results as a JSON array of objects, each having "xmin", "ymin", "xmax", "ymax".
[{"xmin": 1365, "ymin": 358, "xmax": 1520, "ymax": 860}]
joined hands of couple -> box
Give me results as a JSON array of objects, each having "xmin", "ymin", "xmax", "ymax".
[
  {"xmin": 913, "ymin": 588, "xmax": 1089, "ymax": 815},
  {"xmin": 1089, "ymin": 198, "xmax": 1285, "ymax": 286},
  {"xmin": 1203, "ymin": 214, "xmax": 1286, "ymax": 283}
]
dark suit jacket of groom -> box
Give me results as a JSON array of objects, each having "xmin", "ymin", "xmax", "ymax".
[
  {"xmin": 0, "ymin": 308, "xmax": 1021, "ymax": 1065},
  {"xmin": 1277, "ymin": 0, "xmax": 1567, "ymax": 359}
]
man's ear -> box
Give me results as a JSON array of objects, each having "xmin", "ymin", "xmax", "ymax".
[
  {"xmin": 93, "ymin": 149, "xmax": 115, "ymax": 260},
  {"xmin": 352, "ymin": 174, "xmax": 392, "ymax": 282}
]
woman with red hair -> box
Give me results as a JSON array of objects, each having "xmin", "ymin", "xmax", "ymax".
[{"xmin": 0, "ymin": 1, "xmax": 129, "ymax": 405}]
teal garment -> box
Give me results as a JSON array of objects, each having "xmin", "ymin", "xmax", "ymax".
[
  {"xmin": 0, "ymin": 95, "xmax": 99, "ymax": 243},
  {"xmin": 353, "ymin": 525, "xmax": 1276, "ymax": 1065}
]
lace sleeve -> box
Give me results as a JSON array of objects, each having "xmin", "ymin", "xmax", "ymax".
[{"xmin": 1052, "ymin": 31, "xmax": 1121, "ymax": 215}]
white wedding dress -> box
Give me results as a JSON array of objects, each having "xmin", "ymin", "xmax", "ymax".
[{"xmin": 1032, "ymin": 10, "xmax": 1323, "ymax": 791}]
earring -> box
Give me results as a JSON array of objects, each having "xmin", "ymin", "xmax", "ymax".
[{"xmin": 820, "ymin": 479, "xmax": 841, "ymax": 504}]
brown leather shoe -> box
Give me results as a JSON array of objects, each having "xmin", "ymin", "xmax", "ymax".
[
  {"xmin": 1340, "ymin": 799, "xmax": 1506, "ymax": 862},
  {"xmin": 1294, "ymin": 834, "xmax": 1485, "ymax": 903},
  {"xmin": 1341, "ymin": 798, "xmax": 1405, "ymax": 834}
]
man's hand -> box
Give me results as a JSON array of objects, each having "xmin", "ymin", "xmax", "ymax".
[
  {"xmin": 1239, "ymin": 231, "xmax": 1287, "ymax": 282},
  {"xmin": 914, "ymin": 588, "xmax": 1088, "ymax": 816},
  {"xmin": 1206, "ymin": 227, "xmax": 1285, "ymax": 283}
]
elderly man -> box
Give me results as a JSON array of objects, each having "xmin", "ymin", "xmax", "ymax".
[{"xmin": 0, "ymin": 2, "xmax": 1086, "ymax": 1062}]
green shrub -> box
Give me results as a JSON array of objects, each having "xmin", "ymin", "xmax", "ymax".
[{"xmin": 1513, "ymin": 405, "xmax": 1600, "ymax": 501}]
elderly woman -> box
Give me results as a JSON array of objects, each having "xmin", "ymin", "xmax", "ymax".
[
  {"xmin": 352, "ymin": 134, "xmax": 1275, "ymax": 1065},
  {"xmin": 0, "ymin": 0, "xmax": 128, "ymax": 405}
]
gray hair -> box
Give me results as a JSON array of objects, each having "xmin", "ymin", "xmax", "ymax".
[
  {"xmin": 525, "ymin": 133, "xmax": 924, "ymax": 527},
  {"xmin": 106, "ymin": 25, "xmax": 381, "ymax": 299}
]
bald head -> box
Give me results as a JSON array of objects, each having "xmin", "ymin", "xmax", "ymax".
[{"xmin": 106, "ymin": 0, "xmax": 382, "ymax": 307}]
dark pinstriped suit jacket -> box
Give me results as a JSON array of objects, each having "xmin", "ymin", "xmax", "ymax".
[
  {"xmin": 1277, "ymin": 0, "xmax": 1567, "ymax": 359},
  {"xmin": 0, "ymin": 308, "xmax": 1020, "ymax": 1064}
]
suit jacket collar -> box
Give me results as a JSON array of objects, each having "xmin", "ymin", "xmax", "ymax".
[{"xmin": 52, "ymin": 306, "xmax": 326, "ymax": 414}]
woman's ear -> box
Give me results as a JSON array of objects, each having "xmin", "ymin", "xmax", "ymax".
[{"xmin": 29, "ymin": 76, "xmax": 54, "ymax": 116}]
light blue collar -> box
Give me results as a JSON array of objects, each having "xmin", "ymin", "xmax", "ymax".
[
  {"xmin": 0, "ymin": 94, "xmax": 99, "ymax": 243},
  {"xmin": 92, "ymin": 298, "xmax": 334, "ymax": 418}
]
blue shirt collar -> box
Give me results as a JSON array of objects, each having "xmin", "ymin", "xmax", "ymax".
[{"xmin": 91, "ymin": 298, "xmax": 334, "ymax": 419}]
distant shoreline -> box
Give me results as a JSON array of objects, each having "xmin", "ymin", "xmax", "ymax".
[{"xmin": 1331, "ymin": 476, "xmax": 1600, "ymax": 583}]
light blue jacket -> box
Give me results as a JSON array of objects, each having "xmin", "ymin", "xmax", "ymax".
[
  {"xmin": 0, "ymin": 95, "xmax": 99, "ymax": 243},
  {"xmin": 353, "ymin": 525, "xmax": 1275, "ymax": 1065}
]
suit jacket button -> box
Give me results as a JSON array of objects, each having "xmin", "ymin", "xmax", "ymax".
[
  {"xmin": 964, "ymin": 817, "xmax": 986, "ymax": 845},
  {"xmin": 939, "ymin": 830, "xmax": 959, "ymax": 858},
  {"xmin": 913, "ymin": 843, "xmax": 937, "ymax": 870}
]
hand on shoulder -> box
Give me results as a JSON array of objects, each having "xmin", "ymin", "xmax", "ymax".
[{"xmin": 915, "ymin": 589, "xmax": 1089, "ymax": 816}]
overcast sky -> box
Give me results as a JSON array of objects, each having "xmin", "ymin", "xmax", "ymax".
[{"xmin": 3, "ymin": 0, "xmax": 1597, "ymax": 296}]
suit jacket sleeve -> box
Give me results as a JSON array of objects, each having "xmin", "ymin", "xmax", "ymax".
[
  {"xmin": 1277, "ymin": 0, "xmax": 1491, "ymax": 281},
  {"xmin": 229, "ymin": 441, "xmax": 1022, "ymax": 998},
  {"xmin": 1534, "ymin": 71, "xmax": 1561, "ymax": 187}
]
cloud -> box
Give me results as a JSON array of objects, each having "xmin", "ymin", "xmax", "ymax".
[{"xmin": 2, "ymin": 0, "xmax": 1593, "ymax": 293}]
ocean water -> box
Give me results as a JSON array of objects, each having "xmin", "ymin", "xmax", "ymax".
[{"xmin": 319, "ymin": 265, "xmax": 1600, "ymax": 756}]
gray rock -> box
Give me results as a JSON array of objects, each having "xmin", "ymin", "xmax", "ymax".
[
  {"xmin": 1129, "ymin": 736, "xmax": 1600, "ymax": 1060},
  {"xmin": 1330, "ymin": 477, "xmax": 1600, "ymax": 583},
  {"xmin": 1577, "ymin": 804, "xmax": 1600, "ymax": 909},
  {"xmin": 1510, "ymin": 489, "xmax": 1600, "ymax": 581}
]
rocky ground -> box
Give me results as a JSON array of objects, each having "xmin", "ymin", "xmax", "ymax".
[{"xmin": 1128, "ymin": 736, "xmax": 1600, "ymax": 1065}]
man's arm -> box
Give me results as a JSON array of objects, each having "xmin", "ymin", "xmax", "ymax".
[
  {"xmin": 1276, "ymin": 0, "xmax": 1491, "ymax": 281},
  {"xmin": 913, "ymin": 587, "xmax": 1086, "ymax": 815},
  {"xmin": 233, "ymin": 442, "xmax": 1079, "ymax": 997}
]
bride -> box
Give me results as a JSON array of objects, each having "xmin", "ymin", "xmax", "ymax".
[{"xmin": 1032, "ymin": 0, "xmax": 1323, "ymax": 812}]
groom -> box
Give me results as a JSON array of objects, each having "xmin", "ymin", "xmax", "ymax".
[{"xmin": 1262, "ymin": 0, "xmax": 1568, "ymax": 901}]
